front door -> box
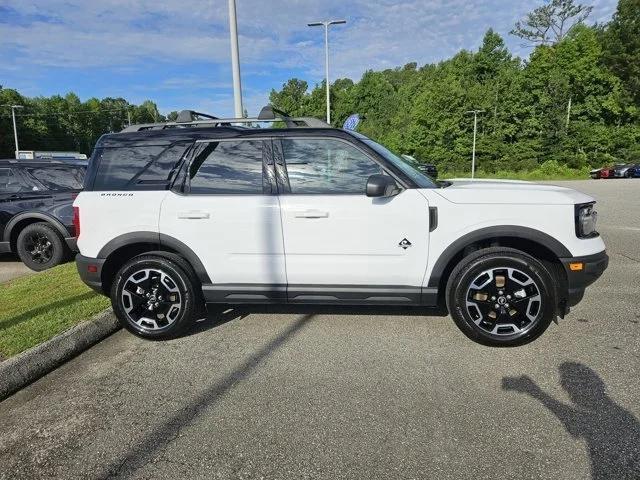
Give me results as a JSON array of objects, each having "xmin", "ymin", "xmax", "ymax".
[
  {"xmin": 276, "ymin": 137, "xmax": 431, "ymax": 303},
  {"xmin": 160, "ymin": 138, "xmax": 287, "ymax": 302}
]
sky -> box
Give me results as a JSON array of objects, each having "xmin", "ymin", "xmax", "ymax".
[{"xmin": 0, "ymin": 0, "xmax": 619, "ymax": 117}]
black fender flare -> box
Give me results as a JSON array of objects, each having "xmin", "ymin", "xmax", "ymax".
[
  {"xmin": 427, "ymin": 225, "xmax": 572, "ymax": 288},
  {"xmin": 4, "ymin": 212, "xmax": 70, "ymax": 243},
  {"xmin": 97, "ymin": 231, "xmax": 211, "ymax": 284}
]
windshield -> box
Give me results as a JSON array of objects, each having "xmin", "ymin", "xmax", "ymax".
[{"xmin": 351, "ymin": 133, "xmax": 437, "ymax": 188}]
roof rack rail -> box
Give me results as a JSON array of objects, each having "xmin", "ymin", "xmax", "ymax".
[{"xmin": 120, "ymin": 104, "xmax": 330, "ymax": 133}]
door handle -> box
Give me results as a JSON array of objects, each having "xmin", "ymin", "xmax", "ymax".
[
  {"xmin": 294, "ymin": 210, "xmax": 329, "ymax": 219},
  {"xmin": 177, "ymin": 211, "xmax": 210, "ymax": 219}
]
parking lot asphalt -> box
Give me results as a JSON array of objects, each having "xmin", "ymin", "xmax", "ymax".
[
  {"xmin": 0, "ymin": 255, "xmax": 33, "ymax": 284},
  {"xmin": 0, "ymin": 179, "xmax": 638, "ymax": 480}
]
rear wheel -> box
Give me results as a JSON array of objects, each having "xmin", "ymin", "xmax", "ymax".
[
  {"xmin": 111, "ymin": 255, "xmax": 201, "ymax": 339},
  {"xmin": 16, "ymin": 222, "xmax": 67, "ymax": 271},
  {"xmin": 446, "ymin": 247, "xmax": 557, "ymax": 347}
]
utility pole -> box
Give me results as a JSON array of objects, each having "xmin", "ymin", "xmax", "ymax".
[
  {"xmin": 11, "ymin": 105, "xmax": 24, "ymax": 159},
  {"xmin": 466, "ymin": 110, "xmax": 484, "ymax": 179},
  {"xmin": 127, "ymin": 110, "xmax": 132, "ymax": 126},
  {"xmin": 228, "ymin": 0, "xmax": 244, "ymax": 118},
  {"xmin": 308, "ymin": 19, "xmax": 346, "ymax": 124},
  {"xmin": 565, "ymin": 96, "xmax": 572, "ymax": 129}
]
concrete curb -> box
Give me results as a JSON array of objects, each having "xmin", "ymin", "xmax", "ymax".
[{"xmin": 0, "ymin": 309, "xmax": 120, "ymax": 400}]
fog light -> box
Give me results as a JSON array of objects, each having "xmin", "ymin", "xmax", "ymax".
[
  {"xmin": 87, "ymin": 265, "xmax": 98, "ymax": 273},
  {"xmin": 569, "ymin": 262, "xmax": 584, "ymax": 271}
]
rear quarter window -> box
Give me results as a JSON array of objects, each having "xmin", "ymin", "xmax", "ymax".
[
  {"xmin": 25, "ymin": 166, "xmax": 85, "ymax": 191},
  {"xmin": 91, "ymin": 142, "xmax": 191, "ymax": 191}
]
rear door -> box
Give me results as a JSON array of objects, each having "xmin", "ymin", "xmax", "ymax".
[
  {"xmin": 0, "ymin": 167, "xmax": 33, "ymax": 241},
  {"xmin": 159, "ymin": 138, "xmax": 287, "ymax": 302},
  {"xmin": 276, "ymin": 137, "xmax": 431, "ymax": 303}
]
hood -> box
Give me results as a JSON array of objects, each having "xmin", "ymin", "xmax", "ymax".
[{"xmin": 434, "ymin": 179, "xmax": 594, "ymax": 205}]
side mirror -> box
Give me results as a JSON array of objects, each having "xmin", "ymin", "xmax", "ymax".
[{"xmin": 366, "ymin": 174, "xmax": 398, "ymax": 198}]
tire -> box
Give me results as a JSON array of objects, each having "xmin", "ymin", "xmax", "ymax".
[
  {"xmin": 445, "ymin": 247, "xmax": 557, "ymax": 347},
  {"xmin": 111, "ymin": 254, "xmax": 201, "ymax": 339},
  {"xmin": 16, "ymin": 222, "xmax": 67, "ymax": 271}
]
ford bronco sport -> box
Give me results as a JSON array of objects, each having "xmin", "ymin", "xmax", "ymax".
[{"xmin": 74, "ymin": 106, "xmax": 608, "ymax": 346}]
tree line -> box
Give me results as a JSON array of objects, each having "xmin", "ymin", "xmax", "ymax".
[
  {"xmin": 270, "ymin": 0, "xmax": 640, "ymax": 173},
  {"xmin": 1, "ymin": 0, "xmax": 638, "ymax": 174}
]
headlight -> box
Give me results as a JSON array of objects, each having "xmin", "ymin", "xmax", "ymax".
[{"xmin": 575, "ymin": 202, "xmax": 598, "ymax": 238}]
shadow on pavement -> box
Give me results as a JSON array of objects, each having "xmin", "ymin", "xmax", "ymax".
[
  {"xmin": 97, "ymin": 313, "xmax": 316, "ymax": 479},
  {"xmin": 503, "ymin": 362, "xmax": 640, "ymax": 479},
  {"xmin": 183, "ymin": 303, "xmax": 449, "ymax": 338}
]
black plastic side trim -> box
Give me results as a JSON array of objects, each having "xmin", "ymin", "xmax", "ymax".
[
  {"xmin": 0, "ymin": 241, "xmax": 11, "ymax": 254},
  {"xmin": 3, "ymin": 212, "xmax": 70, "ymax": 243},
  {"xmin": 287, "ymin": 285, "xmax": 422, "ymax": 304},
  {"xmin": 97, "ymin": 231, "xmax": 212, "ymax": 284},
  {"xmin": 202, "ymin": 284, "xmax": 437, "ymax": 306},
  {"xmin": 429, "ymin": 207, "xmax": 438, "ymax": 232},
  {"xmin": 202, "ymin": 284, "xmax": 287, "ymax": 303},
  {"xmin": 427, "ymin": 225, "xmax": 573, "ymax": 288}
]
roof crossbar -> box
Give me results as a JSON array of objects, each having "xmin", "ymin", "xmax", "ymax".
[{"xmin": 120, "ymin": 104, "xmax": 330, "ymax": 132}]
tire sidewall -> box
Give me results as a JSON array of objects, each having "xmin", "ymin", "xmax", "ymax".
[
  {"xmin": 448, "ymin": 251, "xmax": 556, "ymax": 347},
  {"xmin": 111, "ymin": 256, "xmax": 196, "ymax": 339},
  {"xmin": 16, "ymin": 223, "xmax": 65, "ymax": 271}
]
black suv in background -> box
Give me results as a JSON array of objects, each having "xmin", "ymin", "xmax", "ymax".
[{"xmin": 0, "ymin": 160, "xmax": 85, "ymax": 271}]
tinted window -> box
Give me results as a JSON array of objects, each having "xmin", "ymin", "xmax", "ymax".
[
  {"xmin": 0, "ymin": 168, "xmax": 30, "ymax": 193},
  {"xmin": 189, "ymin": 140, "xmax": 265, "ymax": 194},
  {"xmin": 92, "ymin": 143, "xmax": 190, "ymax": 191},
  {"xmin": 25, "ymin": 166, "xmax": 85, "ymax": 190},
  {"xmin": 282, "ymin": 138, "xmax": 383, "ymax": 194}
]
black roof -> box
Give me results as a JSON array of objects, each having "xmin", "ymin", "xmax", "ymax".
[
  {"xmin": 97, "ymin": 126, "xmax": 358, "ymax": 148},
  {"xmin": 0, "ymin": 159, "xmax": 86, "ymax": 168}
]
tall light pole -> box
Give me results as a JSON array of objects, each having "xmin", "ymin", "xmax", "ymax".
[
  {"xmin": 465, "ymin": 110, "xmax": 484, "ymax": 179},
  {"xmin": 11, "ymin": 105, "xmax": 24, "ymax": 159},
  {"xmin": 228, "ymin": 0, "xmax": 243, "ymax": 118},
  {"xmin": 308, "ymin": 19, "xmax": 346, "ymax": 125}
]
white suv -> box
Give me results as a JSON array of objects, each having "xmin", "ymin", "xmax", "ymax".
[{"xmin": 74, "ymin": 107, "xmax": 608, "ymax": 346}]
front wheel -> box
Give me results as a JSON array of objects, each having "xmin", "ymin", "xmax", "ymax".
[
  {"xmin": 111, "ymin": 255, "xmax": 202, "ymax": 339},
  {"xmin": 446, "ymin": 247, "xmax": 557, "ymax": 347}
]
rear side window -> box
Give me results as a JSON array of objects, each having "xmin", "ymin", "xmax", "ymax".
[
  {"xmin": 188, "ymin": 140, "xmax": 266, "ymax": 194},
  {"xmin": 25, "ymin": 166, "xmax": 85, "ymax": 191},
  {"xmin": 92, "ymin": 142, "xmax": 191, "ymax": 191},
  {"xmin": 0, "ymin": 168, "xmax": 31, "ymax": 193}
]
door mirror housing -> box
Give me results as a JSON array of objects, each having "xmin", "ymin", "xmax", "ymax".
[{"xmin": 366, "ymin": 174, "xmax": 399, "ymax": 198}]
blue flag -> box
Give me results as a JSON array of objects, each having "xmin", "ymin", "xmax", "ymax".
[{"xmin": 343, "ymin": 114, "xmax": 360, "ymax": 131}]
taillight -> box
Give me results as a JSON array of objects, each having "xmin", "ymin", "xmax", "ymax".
[{"xmin": 73, "ymin": 206, "xmax": 80, "ymax": 238}]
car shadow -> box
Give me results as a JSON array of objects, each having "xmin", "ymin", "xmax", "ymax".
[
  {"xmin": 503, "ymin": 362, "xmax": 640, "ymax": 479},
  {"xmin": 96, "ymin": 312, "xmax": 316, "ymax": 479},
  {"xmin": 181, "ymin": 303, "xmax": 449, "ymax": 338}
]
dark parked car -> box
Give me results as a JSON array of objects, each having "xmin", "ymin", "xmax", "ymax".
[
  {"xmin": 613, "ymin": 163, "xmax": 639, "ymax": 178},
  {"xmin": 401, "ymin": 154, "xmax": 438, "ymax": 179},
  {"xmin": 0, "ymin": 159, "xmax": 84, "ymax": 270}
]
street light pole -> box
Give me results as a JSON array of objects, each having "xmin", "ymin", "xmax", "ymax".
[
  {"xmin": 308, "ymin": 19, "xmax": 346, "ymax": 125},
  {"xmin": 465, "ymin": 110, "xmax": 484, "ymax": 179},
  {"xmin": 228, "ymin": 0, "xmax": 244, "ymax": 118},
  {"xmin": 11, "ymin": 105, "xmax": 24, "ymax": 159}
]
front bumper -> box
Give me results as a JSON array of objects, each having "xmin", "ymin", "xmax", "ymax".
[
  {"xmin": 76, "ymin": 254, "xmax": 106, "ymax": 293},
  {"xmin": 560, "ymin": 250, "xmax": 609, "ymax": 306}
]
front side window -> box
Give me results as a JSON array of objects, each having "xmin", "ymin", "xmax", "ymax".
[
  {"xmin": 25, "ymin": 166, "xmax": 85, "ymax": 191},
  {"xmin": 282, "ymin": 138, "xmax": 383, "ymax": 194},
  {"xmin": 188, "ymin": 140, "xmax": 266, "ymax": 194},
  {"xmin": 0, "ymin": 168, "xmax": 30, "ymax": 193}
]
